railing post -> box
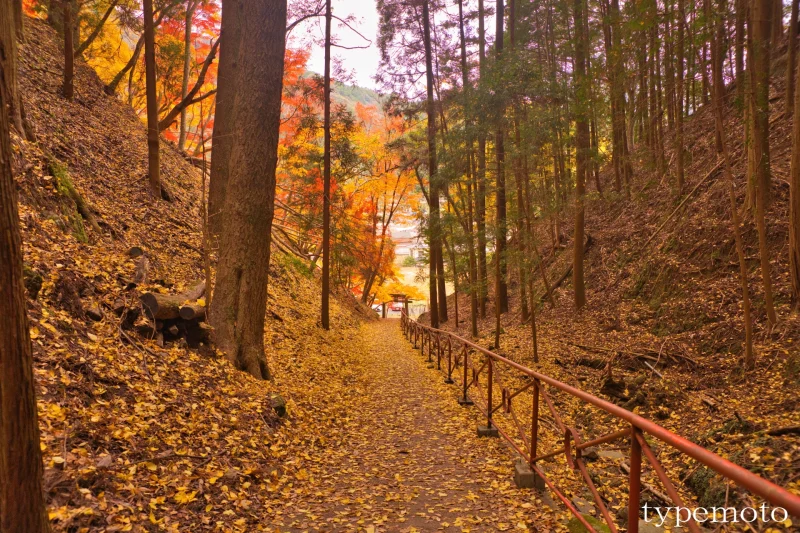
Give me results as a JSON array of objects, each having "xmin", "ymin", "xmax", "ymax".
[
  {"xmin": 427, "ymin": 333, "xmax": 433, "ymax": 363},
  {"xmin": 478, "ymin": 358, "xmax": 499, "ymax": 437},
  {"xmin": 530, "ymin": 378, "xmax": 539, "ymax": 467},
  {"xmin": 486, "ymin": 358, "xmax": 494, "ymax": 429},
  {"xmin": 445, "ymin": 338, "xmax": 454, "ymax": 383},
  {"xmin": 436, "ymin": 335, "xmax": 442, "ymax": 370},
  {"xmin": 628, "ymin": 426, "xmax": 642, "ymax": 533},
  {"xmin": 458, "ymin": 347, "xmax": 472, "ymax": 405}
]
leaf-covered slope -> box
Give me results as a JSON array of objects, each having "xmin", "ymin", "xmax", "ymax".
[
  {"xmin": 426, "ymin": 43, "xmax": 800, "ymax": 506},
  {"xmin": 15, "ymin": 18, "xmax": 372, "ymax": 531}
]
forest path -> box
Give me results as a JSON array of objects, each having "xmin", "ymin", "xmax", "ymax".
[{"xmin": 265, "ymin": 319, "xmax": 552, "ymax": 532}]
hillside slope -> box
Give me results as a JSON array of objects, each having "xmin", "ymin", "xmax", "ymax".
[
  {"xmin": 430, "ymin": 43, "xmax": 800, "ymax": 506},
  {"xmin": 15, "ymin": 19, "xmax": 372, "ymax": 531}
]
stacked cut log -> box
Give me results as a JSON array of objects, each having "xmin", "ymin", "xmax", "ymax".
[{"xmin": 137, "ymin": 281, "xmax": 211, "ymax": 348}]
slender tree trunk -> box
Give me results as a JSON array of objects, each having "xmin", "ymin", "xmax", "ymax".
[
  {"xmin": 751, "ymin": 0, "xmax": 778, "ymax": 324},
  {"xmin": 677, "ymin": 0, "xmax": 686, "ymax": 191},
  {"xmin": 13, "ymin": 0, "xmax": 24, "ymax": 40},
  {"xmin": 208, "ymin": 0, "xmax": 287, "ymax": 380},
  {"xmin": 737, "ymin": 0, "xmax": 746, "ymax": 104},
  {"xmin": 142, "ymin": 0, "xmax": 160, "ymax": 196},
  {"xmin": 787, "ymin": 0, "xmax": 799, "ymax": 117},
  {"xmin": 790, "ymin": 0, "xmax": 800, "ymax": 309},
  {"xmin": 178, "ymin": 1, "xmax": 196, "ymax": 152},
  {"xmin": 0, "ymin": 7, "xmax": 50, "ymax": 528},
  {"xmin": 62, "ymin": 0, "xmax": 74, "ymax": 100},
  {"xmin": 573, "ymin": 0, "xmax": 588, "ymax": 310},
  {"xmin": 106, "ymin": 34, "xmax": 144, "ymax": 95},
  {"xmin": 4, "ymin": 0, "xmax": 31, "ymax": 141},
  {"xmin": 772, "ymin": 0, "xmax": 783, "ymax": 41},
  {"xmin": 422, "ymin": 0, "xmax": 440, "ymax": 327},
  {"xmin": 510, "ymin": 0, "xmax": 528, "ymax": 322},
  {"xmin": 477, "ymin": 0, "xmax": 488, "ymax": 319},
  {"xmin": 495, "ymin": 0, "xmax": 509, "ymax": 317},
  {"xmin": 208, "ymin": 0, "xmax": 242, "ymax": 236},
  {"xmin": 321, "ymin": 0, "xmax": 331, "ymax": 330},
  {"xmin": 74, "ymin": 0, "xmax": 120, "ymax": 58},
  {"xmin": 458, "ymin": 0, "xmax": 479, "ymax": 336},
  {"xmin": 713, "ymin": 0, "xmax": 755, "ymax": 367}
]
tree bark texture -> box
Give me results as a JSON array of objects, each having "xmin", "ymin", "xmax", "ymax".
[
  {"xmin": 0, "ymin": 5, "xmax": 51, "ymax": 528},
  {"xmin": 208, "ymin": 0, "xmax": 287, "ymax": 380}
]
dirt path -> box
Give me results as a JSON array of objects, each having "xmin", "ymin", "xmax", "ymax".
[{"xmin": 265, "ymin": 320, "xmax": 556, "ymax": 532}]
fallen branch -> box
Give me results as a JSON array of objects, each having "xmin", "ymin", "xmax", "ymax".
[
  {"xmin": 567, "ymin": 341, "xmax": 659, "ymax": 362},
  {"xmin": 537, "ymin": 234, "xmax": 594, "ymax": 305},
  {"xmin": 766, "ymin": 425, "xmax": 800, "ymax": 437}
]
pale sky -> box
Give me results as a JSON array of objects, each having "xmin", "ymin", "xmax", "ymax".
[{"xmin": 300, "ymin": 0, "xmax": 381, "ymax": 89}]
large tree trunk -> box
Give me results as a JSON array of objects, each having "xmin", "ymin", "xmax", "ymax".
[
  {"xmin": 0, "ymin": 6, "xmax": 51, "ymax": 529},
  {"xmin": 750, "ymin": 0, "xmax": 778, "ymax": 324},
  {"xmin": 321, "ymin": 0, "xmax": 331, "ymax": 330},
  {"xmin": 178, "ymin": 0, "xmax": 196, "ymax": 152},
  {"xmin": 142, "ymin": 0, "xmax": 160, "ymax": 196},
  {"xmin": 62, "ymin": 0, "xmax": 74, "ymax": 100},
  {"xmin": 208, "ymin": 0, "xmax": 243, "ymax": 237},
  {"xmin": 208, "ymin": 0, "xmax": 287, "ymax": 380},
  {"xmin": 422, "ymin": 0, "xmax": 441, "ymax": 327},
  {"xmin": 573, "ymin": 0, "xmax": 589, "ymax": 310}
]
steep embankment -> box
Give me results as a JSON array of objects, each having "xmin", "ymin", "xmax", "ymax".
[
  {"xmin": 14, "ymin": 19, "xmax": 372, "ymax": 531},
  {"xmin": 431, "ymin": 43, "xmax": 800, "ymax": 507}
]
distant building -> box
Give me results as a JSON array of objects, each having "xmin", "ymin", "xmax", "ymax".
[{"xmin": 390, "ymin": 223, "xmax": 425, "ymax": 263}]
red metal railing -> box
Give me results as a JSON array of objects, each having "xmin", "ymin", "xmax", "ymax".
[{"xmin": 400, "ymin": 312, "xmax": 800, "ymax": 532}]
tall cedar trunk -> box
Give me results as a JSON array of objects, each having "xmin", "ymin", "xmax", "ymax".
[
  {"xmin": 178, "ymin": 1, "xmax": 196, "ymax": 152},
  {"xmin": 477, "ymin": 0, "xmax": 488, "ymax": 318},
  {"xmin": 612, "ymin": 0, "xmax": 632, "ymax": 189},
  {"xmin": 321, "ymin": 0, "xmax": 331, "ymax": 329},
  {"xmin": 787, "ymin": 0, "xmax": 799, "ymax": 117},
  {"xmin": 143, "ymin": 0, "xmax": 160, "ymax": 196},
  {"xmin": 510, "ymin": 0, "xmax": 529, "ymax": 322},
  {"xmin": 599, "ymin": 0, "xmax": 622, "ymax": 192},
  {"xmin": 677, "ymin": 0, "xmax": 686, "ymax": 190},
  {"xmin": 0, "ymin": 6, "xmax": 51, "ymax": 529},
  {"xmin": 495, "ymin": 0, "xmax": 509, "ymax": 319},
  {"xmin": 737, "ymin": 0, "xmax": 746, "ymax": 103},
  {"xmin": 791, "ymin": 0, "xmax": 800, "ymax": 309},
  {"xmin": 458, "ymin": 0, "xmax": 479, "ymax": 336},
  {"xmin": 750, "ymin": 0, "xmax": 778, "ymax": 324},
  {"xmin": 712, "ymin": 0, "xmax": 755, "ymax": 367},
  {"xmin": 573, "ymin": 0, "xmax": 588, "ymax": 310},
  {"xmin": 208, "ymin": 0, "xmax": 287, "ymax": 380},
  {"xmin": 422, "ymin": 0, "xmax": 440, "ymax": 328},
  {"xmin": 772, "ymin": 0, "xmax": 783, "ymax": 41},
  {"xmin": 665, "ymin": 1, "xmax": 676, "ymax": 129},
  {"xmin": 62, "ymin": 0, "xmax": 74, "ymax": 100},
  {"xmin": 208, "ymin": 0, "xmax": 242, "ymax": 236}
]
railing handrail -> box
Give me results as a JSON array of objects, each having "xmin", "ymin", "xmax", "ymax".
[{"xmin": 400, "ymin": 312, "xmax": 800, "ymax": 518}]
